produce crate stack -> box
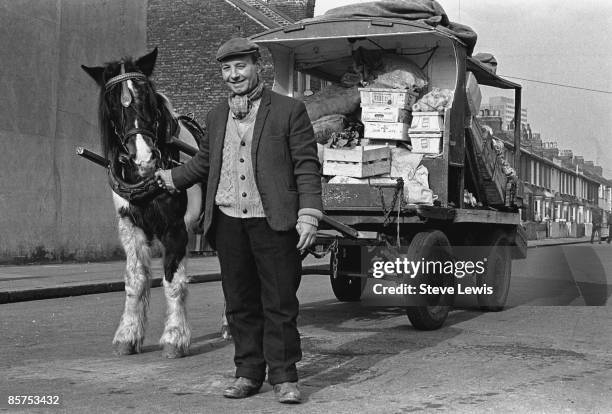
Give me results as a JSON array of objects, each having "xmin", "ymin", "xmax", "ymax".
[
  {"xmin": 407, "ymin": 111, "xmax": 444, "ymax": 154},
  {"xmin": 359, "ymin": 87, "xmax": 417, "ymax": 145}
]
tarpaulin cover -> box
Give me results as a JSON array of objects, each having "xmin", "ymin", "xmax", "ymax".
[
  {"xmin": 319, "ymin": 0, "xmax": 477, "ymax": 55},
  {"xmin": 473, "ymin": 52, "xmax": 497, "ymax": 73}
]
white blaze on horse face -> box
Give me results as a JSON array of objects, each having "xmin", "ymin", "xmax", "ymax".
[{"xmin": 127, "ymin": 79, "xmax": 155, "ymax": 177}]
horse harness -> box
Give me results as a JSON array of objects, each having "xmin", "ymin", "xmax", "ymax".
[
  {"xmin": 104, "ymin": 65, "xmax": 161, "ymax": 152},
  {"xmin": 103, "ymin": 64, "xmax": 203, "ymax": 205}
]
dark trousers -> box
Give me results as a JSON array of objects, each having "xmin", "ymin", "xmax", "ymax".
[
  {"xmin": 591, "ymin": 225, "xmax": 601, "ymax": 243},
  {"xmin": 215, "ymin": 211, "xmax": 302, "ymax": 385}
]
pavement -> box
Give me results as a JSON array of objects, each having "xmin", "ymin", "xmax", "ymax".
[{"xmin": 0, "ymin": 235, "xmax": 602, "ymax": 304}]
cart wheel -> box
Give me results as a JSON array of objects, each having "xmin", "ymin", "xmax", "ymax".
[
  {"xmin": 329, "ymin": 245, "xmax": 365, "ymax": 302},
  {"xmin": 330, "ymin": 274, "xmax": 365, "ymax": 302},
  {"xmin": 405, "ymin": 230, "xmax": 454, "ymax": 330},
  {"xmin": 477, "ymin": 232, "xmax": 512, "ymax": 311}
]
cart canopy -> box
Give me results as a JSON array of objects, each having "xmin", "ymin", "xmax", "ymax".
[
  {"xmin": 314, "ymin": 0, "xmax": 477, "ymax": 55},
  {"xmin": 467, "ymin": 57, "xmax": 520, "ymax": 90}
]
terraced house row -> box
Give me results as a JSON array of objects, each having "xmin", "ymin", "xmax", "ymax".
[{"xmin": 478, "ymin": 111, "xmax": 611, "ymax": 241}]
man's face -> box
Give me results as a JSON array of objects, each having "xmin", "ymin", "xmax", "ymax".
[{"xmin": 221, "ymin": 55, "xmax": 259, "ymax": 95}]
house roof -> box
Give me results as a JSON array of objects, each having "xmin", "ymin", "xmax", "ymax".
[{"xmin": 226, "ymin": 0, "xmax": 294, "ymax": 29}]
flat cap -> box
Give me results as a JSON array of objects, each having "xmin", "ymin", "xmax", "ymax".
[{"xmin": 216, "ymin": 37, "xmax": 260, "ymax": 62}]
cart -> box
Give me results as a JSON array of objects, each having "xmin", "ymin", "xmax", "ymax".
[{"xmin": 251, "ymin": 16, "xmax": 528, "ymax": 330}]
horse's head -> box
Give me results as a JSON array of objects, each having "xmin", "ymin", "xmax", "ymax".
[{"xmin": 82, "ymin": 48, "xmax": 168, "ymax": 180}]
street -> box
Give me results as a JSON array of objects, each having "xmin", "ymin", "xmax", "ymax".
[{"xmin": 1, "ymin": 243, "xmax": 611, "ymax": 413}]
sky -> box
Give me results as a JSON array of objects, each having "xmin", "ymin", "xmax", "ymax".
[{"xmin": 314, "ymin": 0, "xmax": 612, "ymax": 178}]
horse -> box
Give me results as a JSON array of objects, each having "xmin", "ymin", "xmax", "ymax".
[{"xmin": 81, "ymin": 48, "xmax": 230, "ymax": 358}]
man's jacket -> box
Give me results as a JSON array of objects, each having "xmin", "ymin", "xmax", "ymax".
[{"xmin": 171, "ymin": 88, "xmax": 322, "ymax": 244}]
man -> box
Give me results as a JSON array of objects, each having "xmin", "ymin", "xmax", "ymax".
[
  {"xmin": 591, "ymin": 208, "xmax": 602, "ymax": 244},
  {"xmin": 607, "ymin": 211, "xmax": 611, "ymax": 244},
  {"xmin": 155, "ymin": 38, "xmax": 322, "ymax": 404}
]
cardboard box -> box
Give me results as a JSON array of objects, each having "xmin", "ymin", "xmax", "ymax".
[
  {"xmin": 465, "ymin": 71, "xmax": 482, "ymax": 115},
  {"xmin": 409, "ymin": 112, "xmax": 444, "ymax": 133},
  {"xmin": 364, "ymin": 121, "xmax": 410, "ymax": 141},
  {"xmin": 359, "ymin": 88, "xmax": 418, "ymax": 108},
  {"xmin": 323, "ymin": 146, "xmax": 391, "ymax": 178},
  {"xmin": 360, "ymin": 105, "xmax": 412, "ymax": 123},
  {"xmin": 409, "ymin": 133, "xmax": 442, "ymax": 154}
]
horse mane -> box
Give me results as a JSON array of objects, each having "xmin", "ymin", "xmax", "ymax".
[
  {"xmin": 157, "ymin": 92, "xmax": 178, "ymax": 118},
  {"xmin": 155, "ymin": 92, "xmax": 181, "ymax": 147}
]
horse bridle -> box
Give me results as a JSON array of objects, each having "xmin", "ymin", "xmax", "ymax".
[{"xmin": 104, "ymin": 64, "xmax": 160, "ymax": 149}]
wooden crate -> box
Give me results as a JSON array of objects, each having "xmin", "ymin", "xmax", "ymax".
[
  {"xmin": 363, "ymin": 121, "xmax": 410, "ymax": 141},
  {"xmin": 361, "ymin": 105, "xmax": 411, "ymax": 123},
  {"xmin": 409, "ymin": 112, "xmax": 444, "ymax": 133},
  {"xmin": 359, "ymin": 88, "xmax": 419, "ymax": 107},
  {"xmin": 409, "ymin": 133, "xmax": 442, "ymax": 154},
  {"xmin": 323, "ymin": 146, "xmax": 391, "ymax": 178}
]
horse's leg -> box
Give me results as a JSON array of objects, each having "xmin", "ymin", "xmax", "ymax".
[
  {"xmin": 159, "ymin": 224, "xmax": 191, "ymax": 358},
  {"xmin": 113, "ymin": 215, "xmax": 151, "ymax": 355}
]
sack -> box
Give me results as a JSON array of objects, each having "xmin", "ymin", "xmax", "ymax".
[
  {"xmin": 390, "ymin": 148, "xmax": 423, "ymax": 178},
  {"xmin": 372, "ymin": 54, "xmax": 428, "ymax": 92},
  {"xmin": 412, "ymin": 88, "xmax": 454, "ymax": 112},
  {"xmin": 405, "ymin": 180, "xmax": 434, "ymax": 205},
  {"xmin": 301, "ymin": 84, "xmax": 361, "ymax": 121}
]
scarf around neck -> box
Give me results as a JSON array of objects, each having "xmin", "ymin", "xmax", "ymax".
[{"xmin": 228, "ymin": 80, "xmax": 265, "ymax": 120}]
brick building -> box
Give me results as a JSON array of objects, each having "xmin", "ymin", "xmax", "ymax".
[{"xmin": 147, "ymin": 0, "xmax": 315, "ymax": 123}]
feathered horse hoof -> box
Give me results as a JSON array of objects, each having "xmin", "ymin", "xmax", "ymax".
[
  {"xmin": 114, "ymin": 342, "xmax": 138, "ymax": 356},
  {"xmin": 162, "ymin": 344, "xmax": 188, "ymax": 359}
]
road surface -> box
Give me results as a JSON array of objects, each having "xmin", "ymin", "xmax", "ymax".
[{"xmin": 1, "ymin": 243, "xmax": 611, "ymax": 413}]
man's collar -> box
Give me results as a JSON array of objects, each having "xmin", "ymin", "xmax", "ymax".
[
  {"xmin": 260, "ymin": 87, "xmax": 271, "ymax": 106},
  {"xmin": 221, "ymin": 87, "xmax": 270, "ymax": 109}
]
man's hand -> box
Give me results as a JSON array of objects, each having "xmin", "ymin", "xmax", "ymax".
[
  {"xmin": 296, "ymin": 221, "xmax": 317, "ymax": 250},
  {"xmin": 155, "ymin": 169, "xmax": 178, "ymax": 193}
]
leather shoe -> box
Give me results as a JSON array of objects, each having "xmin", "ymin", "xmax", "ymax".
[
  {"xmin": 223, "ymin": 377, "xmax": 262, "ymax": 399},
  {"xmin": 273, "ymin": 382, "xmax": 302, "ymax": 404}
]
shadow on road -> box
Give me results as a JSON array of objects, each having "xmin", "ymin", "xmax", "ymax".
[
  {"xmin": 295, "ymin": 299, "xmax": 483, "ymax": 399},
  {"xmin": 509, "ymin": 245, "xmax": 610, "ymax": 306}
]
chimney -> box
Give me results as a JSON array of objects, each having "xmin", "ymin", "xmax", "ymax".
[
  {"xmin": 542, "ymin": 146, "xmax": 559, "ymax": 160},
  {"xmin": 579, "ymin": 160, "xmax": 594, "ymax": 174},
  {"xmin": 558, "ymin": 149, "xmax": 573, "ymax": 168},
  {"xmin": 477, "ymin": 116, "xmax": 503, "ymax": 133},
  {"xmin": 594, "ymin": 166, "xmax": 603, "ymax": 176}
]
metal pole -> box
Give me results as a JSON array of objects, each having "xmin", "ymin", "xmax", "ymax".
[
  {"xmin": 514, "ymin": 87, "xmax": 522, "ymax": 170},
  {"xmin": 76, "ymin": 147, "xmax": 109, "ymax": 168},
  {"xmin": 167, "ymin": 137, "xmax": 198, "ymax": 157}
]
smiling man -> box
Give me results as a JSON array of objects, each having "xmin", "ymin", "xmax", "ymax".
[{"xmin": 155, "ymin": 37, "xmax": 322, "ymax": 404}]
